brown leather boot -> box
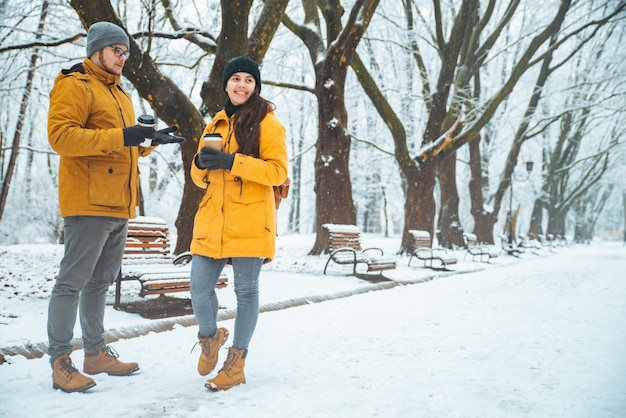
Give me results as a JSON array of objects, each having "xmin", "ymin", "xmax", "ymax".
[
  {"xmin": 197, "ymin": 327, "xmax": 229, "ymax": 376},
  {"xmin": 52, "ymin": 354, "xmax": 96, "ymax": 393},
  {"xmin": 205, "ymin": 347, "xmax": 246, "ymax": 391},
  {"xmin": 83, "ymin": 346, "xmax": 139, "ymax": 376}
]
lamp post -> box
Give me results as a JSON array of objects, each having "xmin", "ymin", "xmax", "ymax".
[{"xmin": 508, "ymin": 160, "xmax": 534, "ymax": 243}]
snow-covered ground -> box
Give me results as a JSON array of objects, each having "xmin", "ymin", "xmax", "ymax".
[{"xmin": 1, "ymin": 234, "xmax": 625, "ymax": 417}]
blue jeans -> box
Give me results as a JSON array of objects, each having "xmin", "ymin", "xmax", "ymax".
[
  {"xmin": 190, "ymin": 255, "xmax": 262, "ymax": 351},
  {"xmin": 47, "ymin": 216, "xmax": 128, "ymax": 363}
]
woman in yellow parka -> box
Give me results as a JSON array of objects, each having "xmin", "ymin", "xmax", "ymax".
[{"xmin": 189, "ymin": 57, "xmax": 288, "ymax": 392}]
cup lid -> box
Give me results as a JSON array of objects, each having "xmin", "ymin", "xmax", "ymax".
[{"xmin": 138, "ymin": 114, "xmax": 155, "ymax": 124}]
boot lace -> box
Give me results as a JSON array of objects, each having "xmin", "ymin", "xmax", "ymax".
[
  {"xmin": 58, "ymin": 356, "xmax": 79, "ymax": 377},
  {"xmin": 221, "ymin": 348, "xmax": 241, "ymax": 372},
  {"xmin": 192, "ymin": 331, "xmax": 226, "ymax": 354},
  {"xmin": 191, "ymin": 338, "xmax": 214, "ymax": 356},
  {"xmin": 104, "ymin": 346, "xmax": 120, "ymax": 359},
  {"xmin": 191, "ymin": 340, "xmax": 211, "ymax": 354}
]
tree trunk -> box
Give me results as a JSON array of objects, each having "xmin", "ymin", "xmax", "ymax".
[
  {"xmin": 438, "ymin": 151, "xmax": 463, "ymax": 248},
  {"xmin": 308, "ymin": 55, "xmax": 357, "ymax": 254},
  {"xmin": 288, "ymin": 117, "xmax": 306, "ymax": 233},
  {"xmin": 404, "ymin": 161, "xmax": 437, "ymax": 248},
  {"xmin": 528, "ymin": 199, "xmax": 544, "ymax": 238},
  {"xmin": 199, "ymin": 0, "xmax": 253, "ymax": 117},
  {"xmin": 547, "ymin": 207, "xmax": 566, "ymax": 238},
  {"xmin": 467, "ymin": 133, "xmax": 497, "ymax": 243}
]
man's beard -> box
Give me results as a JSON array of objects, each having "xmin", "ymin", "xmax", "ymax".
[{"xmin": 97, "ymin": 50, "xmax": 122, "ymax": 75}]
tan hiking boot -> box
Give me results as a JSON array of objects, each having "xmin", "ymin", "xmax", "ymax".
[
  {"xmin": 52, "ymin": 354, "xmax": 96, "ymax": 393},
  {"xmin": 205, "ymin": 347, "xmax": 246, "ymax": 391},
  {"xmin": 83, "ymin": 346, "xmax": 139, "ymax": 376},
  {"xmin": 197, "ymin": 327, "xmax": 229, "ymax": 376}
]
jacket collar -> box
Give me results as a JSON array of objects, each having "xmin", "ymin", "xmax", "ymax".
[
  {"xmin": 82, "ymin": 58, "xmax": 121, "ymax": 86},
  {"xmin": 214, "ymin": 108, "xmax": 230, "ymax": 123}
]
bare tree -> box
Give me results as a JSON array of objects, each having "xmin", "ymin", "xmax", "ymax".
[
  {"xmin": 573, "ymin": 184, "xmax": 614, "ymax": 243},
  {"xmin": 0, "ymin": 1, "xmax": 48, "ymax": 221},
  {"xmin": 541, "ymin": 112, "xmax": 616, "ymax": 238},
  {"xmin": 281, "ymin": 0, "xmax": 382, "ymax": 255},
  {"xmin": 409, "ymin": 0, "xmax": 626, "ymax": 248},
  {"xmin": 344, "ymin": 0, "xmax": 624, "ymax": 252}
]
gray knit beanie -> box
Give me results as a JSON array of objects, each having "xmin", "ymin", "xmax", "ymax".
[
  {"xmin": 222, "ymin": 56, "xmax": 261, "ymax": 92},
  {"xmin": 86, "ymin": 22, "xmax": 129, "ymax": 58}
]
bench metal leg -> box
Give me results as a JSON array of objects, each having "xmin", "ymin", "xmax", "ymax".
[{"xmin": 323, "ymin": 258, "xmax": 333, "ymax": 275}]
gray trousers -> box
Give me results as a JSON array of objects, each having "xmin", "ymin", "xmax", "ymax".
[{"xmin": 47, "ymin": 216, "xmax": 128, "ymax": 363}]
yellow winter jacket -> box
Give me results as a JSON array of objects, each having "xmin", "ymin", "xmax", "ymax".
[
  {"xmin": 48, "ymin": 58, "xmax": 153, "ymax": 219},
  {"xmin": 190, "ymin": 108, "xmax": 288, "ymax": 261}
]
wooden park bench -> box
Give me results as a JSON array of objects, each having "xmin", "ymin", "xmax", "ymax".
[
  {"xmin": 498, "ymin": 234, "xmax": 524, "ymax": 257},
  {"xmin": 462, "ymin": 233, "xmax": 498, "ymax": 263},
  {"xmin": 322, "ymin": 224, "xmax": 397, "ymax": 281},
  {"xmin": 114, "ymin": 216, "xmax": 227, "ymax": 309},
  {"xmin": 518, "ymin": 234, "xmax": 542, "ymax": 255},
  {"xmin": 537, "ymin": 234, "xmax": 558, "ymax": 252},
  {"xmin": 408, "ymin": 230, "xmax": 457, "ymax": 270}
]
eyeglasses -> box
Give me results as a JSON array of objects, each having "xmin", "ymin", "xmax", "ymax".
[{"xmin": 108, "ymin": 45, "xmax": 130, "ymax": 59}]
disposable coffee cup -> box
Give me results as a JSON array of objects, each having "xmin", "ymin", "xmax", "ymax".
[
  {"xmin": 137, "ymin": 115, "xmax": 156, "ymax": 147},
  {"xmin": 204, "ymin": 133, "xmax": 222, "ymax": 151}
]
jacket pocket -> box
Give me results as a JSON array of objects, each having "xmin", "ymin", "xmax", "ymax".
[
  {"xmin": 88, "ymin": 160, "xmax": 131, "ymax": 207},
  {"xmin": 193, "ymin": 192, "xmax": 215, "ymax": 240},
  {"xmin": 225, "ymin": 182, "xmax": 266, "ymax": 238}
]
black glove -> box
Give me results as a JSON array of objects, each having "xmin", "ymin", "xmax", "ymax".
[
  {"xmin": 123, "ymin": 125, "xmax": 155, "ymax": 147},
  {"xmin": 196, "ymin": 146, "xmax": 234, "ymax": 170},
  {"xmin": 152, "ymin": 126, "xmax": 186, "ymax": 145}
]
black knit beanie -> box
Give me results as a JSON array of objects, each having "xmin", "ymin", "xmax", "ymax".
[{"xmin": 222, "ymin": 56, "xmax": 261, "ymax": 92}]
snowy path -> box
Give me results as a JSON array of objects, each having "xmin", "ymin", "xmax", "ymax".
[{"xmin": 1, "ymin": 243, "xmax": 625, "ymax": 417}]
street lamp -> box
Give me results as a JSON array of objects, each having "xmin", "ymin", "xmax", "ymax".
[{"xmin": 508, "ymin": 160, "xmax": 534, "ymax": 243}]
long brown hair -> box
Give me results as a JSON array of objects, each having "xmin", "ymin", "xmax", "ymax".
[{"xmin": 234, "ymin": 91, "xmax": 275, "ymax": 157}]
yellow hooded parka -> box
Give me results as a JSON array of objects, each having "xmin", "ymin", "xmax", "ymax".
[
  {"xmin": 48, "ymin": 58, "xmax": 153, "ymax": 219},
  {"xmin": 190, "ymin": 108, "xmax": 288, "ymax": 261}
]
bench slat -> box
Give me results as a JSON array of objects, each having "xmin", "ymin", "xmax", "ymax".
[{"xmin": 139, "ymin": 277, "xmax": 228, "ymax": 296}]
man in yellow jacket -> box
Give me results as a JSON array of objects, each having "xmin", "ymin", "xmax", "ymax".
[{"xmin": 46, "ymin": 21, "xmax": 182, "ymax": 393}]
